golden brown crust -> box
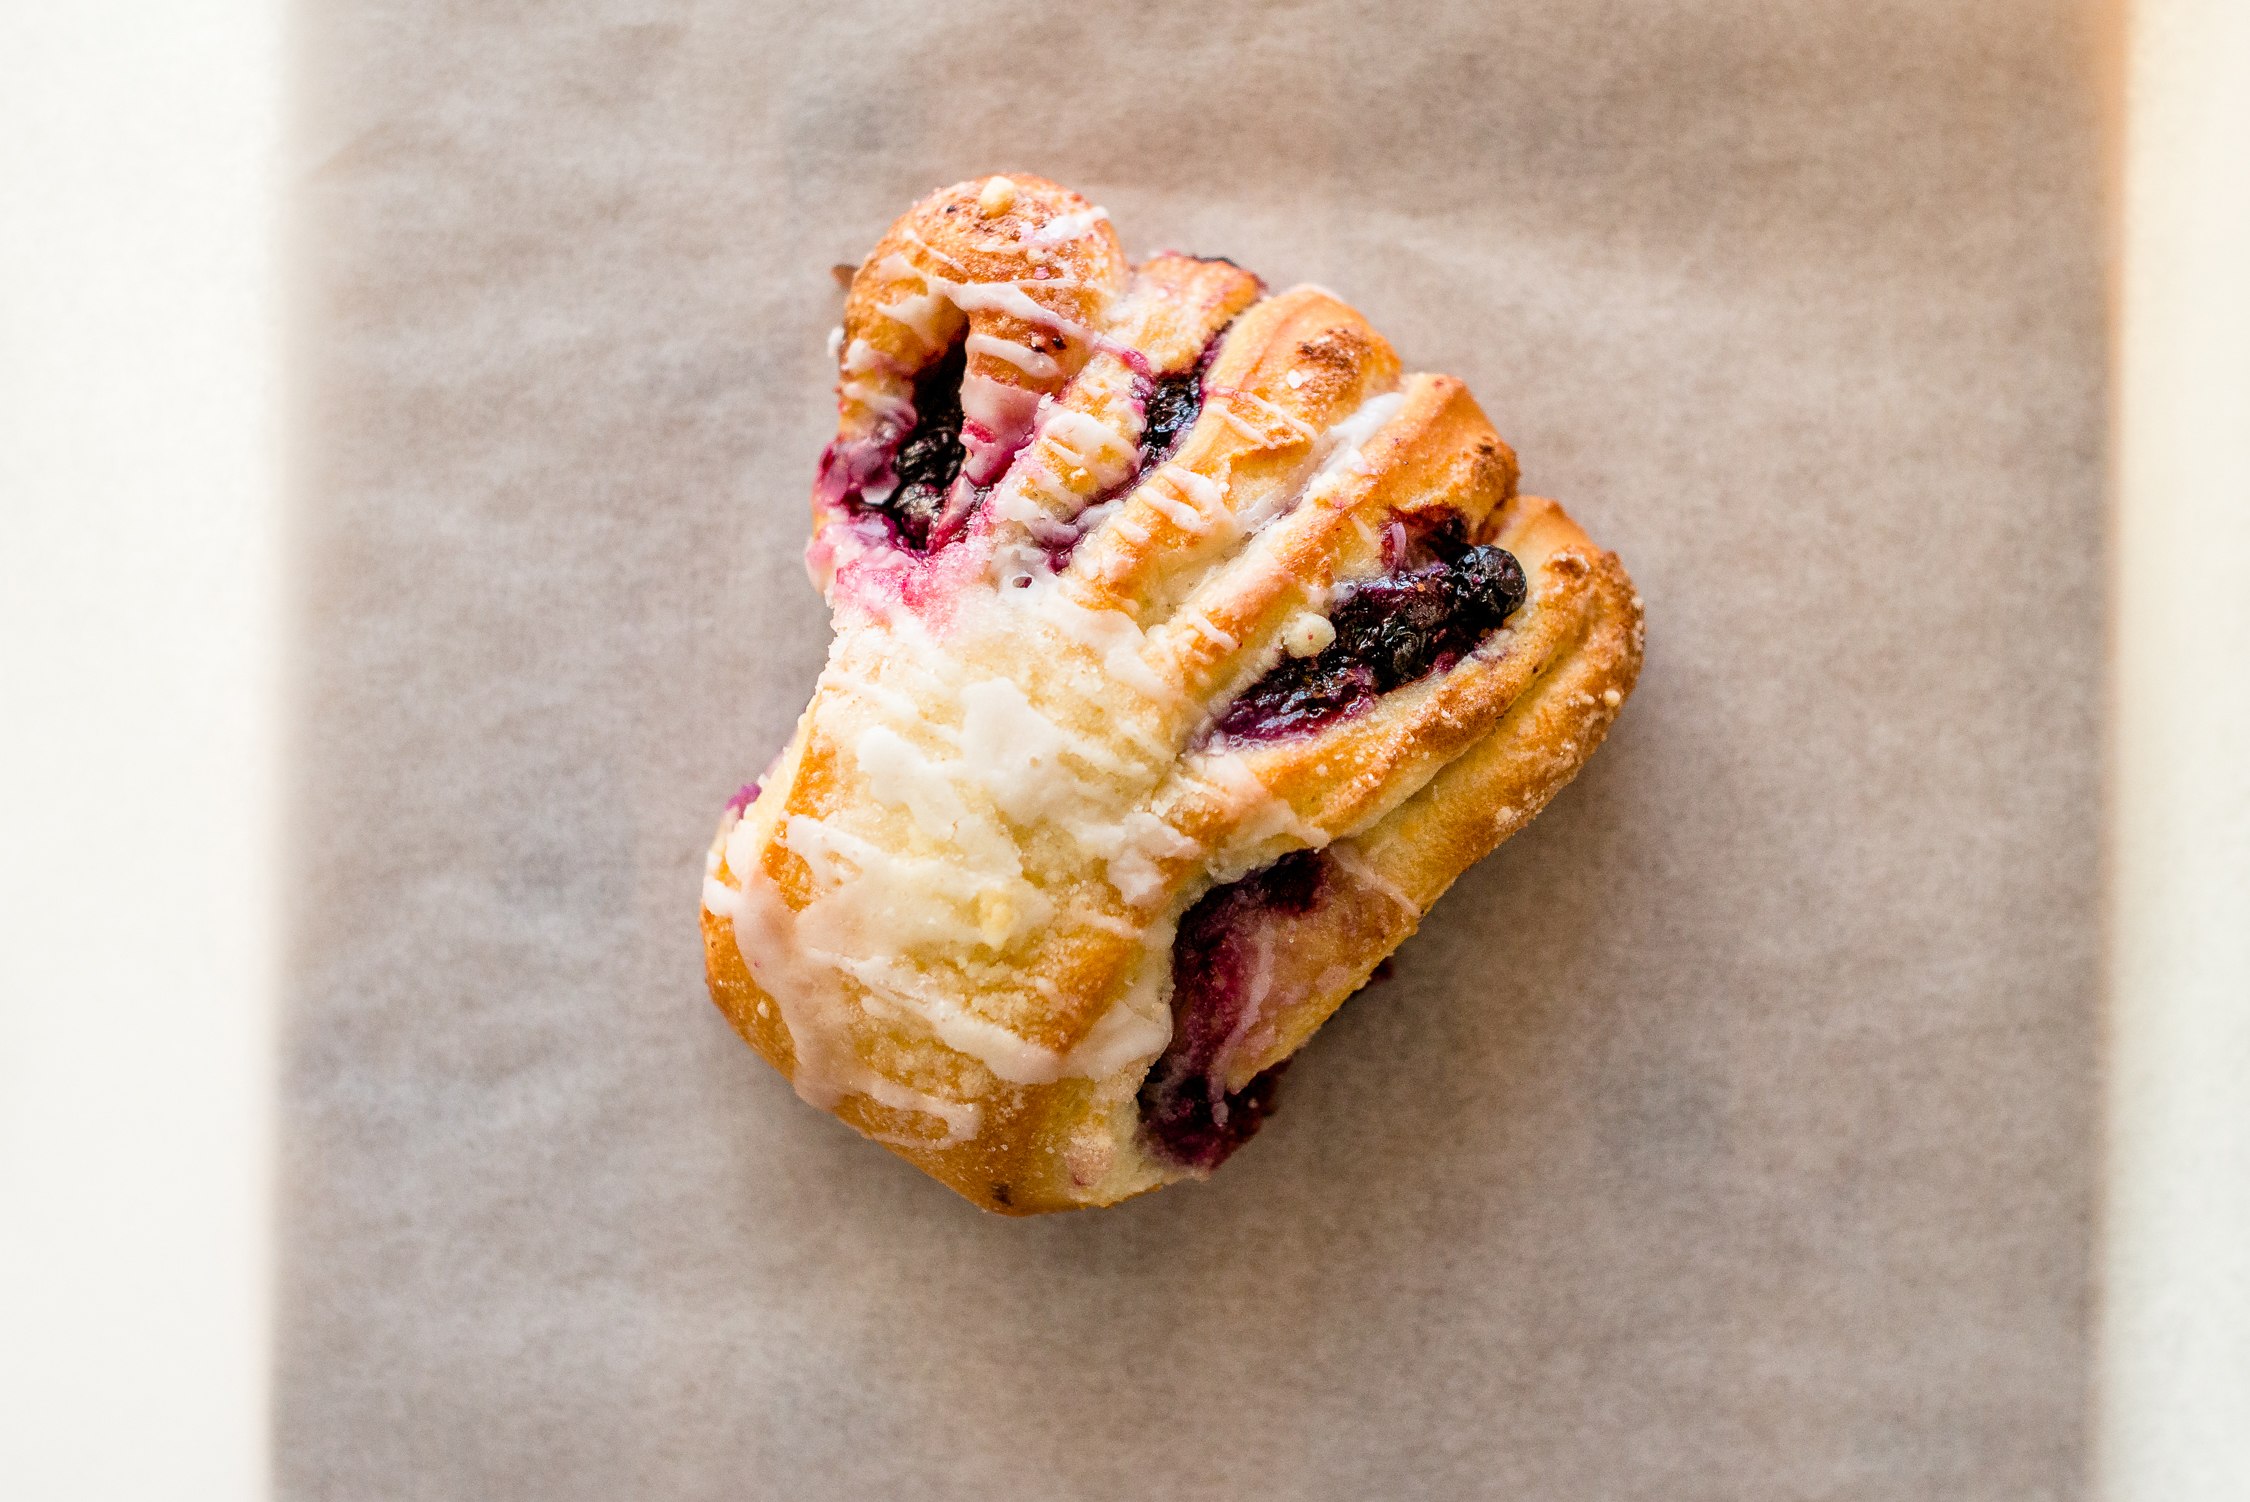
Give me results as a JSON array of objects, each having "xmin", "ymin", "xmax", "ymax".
[
  {"xmin": 833, "ymin": 175, "xmax": 1125, "ymax": 443},
  {"xmin": 703, "ymin": 176, "xmax": 1643, "ymax": 1214},
  {"xmin": 1071, "ymin": 288, "xmax": 1405, "ymax": 621}
]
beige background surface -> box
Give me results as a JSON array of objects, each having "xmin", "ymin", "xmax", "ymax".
[{"xmin": 280, "ymin": 1, "xmax": 2106, "ymax": 1497}]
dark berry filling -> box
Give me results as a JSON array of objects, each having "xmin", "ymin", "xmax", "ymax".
[
  {"xmin": 1140, "ymin": 321, "xmax": 1231, "ymax": 467},
  {"xmin": 1141, "ymin": 1062, "xmax": 1287, "ymax": 1174},
  {"xmin": 879, "ymin": 341, "xmax": 968, "ymax": 551},
  {"xmin": 1212, "ymin": 523, "xmax": 1527, "ymax": 743},
  {"xmin": 1041, "ymin": 326, "xmax": 1233, "ymax": 572},
  {"xmin": 1138, "ymin": 850, "xmax": 1328, "ymax": 1170},
  {"xmin": 1141, "ymin": 370, "xmax": 1202, "ymax": 465}
]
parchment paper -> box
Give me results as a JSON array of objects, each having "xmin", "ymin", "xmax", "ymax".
[{"xmin": 279, "ymin": 1, "xmax": 2107, "ymax": 1496}]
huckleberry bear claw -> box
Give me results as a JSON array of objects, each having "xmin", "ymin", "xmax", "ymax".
[{"xmin": 703, "ymin": 174, "xmax": 1643, "ymax": 1214}]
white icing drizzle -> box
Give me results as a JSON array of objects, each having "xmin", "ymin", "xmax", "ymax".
[
  {"xmin": 1231, "ymin": 389, "xmax": 1410, "ymax": 535},
  {"xmin": 877, "ymin": 252, "xmax": 1078, "ymax": 334},
  {"xmin": 1176, "ymin": 608, "xmax": 1239, "ymax": 652},
  {"xmin": 704, "ymin": 853, "xmax": 984, "ymax": 1146},
  {"xmin": 870, "ymin": 250, "xmax": 1096, "ymax": 351},
  {"xmin": 1023, "ymin": 578, "xmax": 1175, "ymax": 702},
  {"xmin": 1094, "ymin": 810, "xmax": 1201, "ymax": 907},
  {"xmin": 1213, "ymin": 401, "xmax": 1272, "ymax": 448},
  {"xmin": 1028, "ymin": 206, "xmax": 1110, "ymax": 246},
  {"xmin": 946, "ymin": 277, "xmax": 1089, "ymax": 335},
  {"xmin": 713, "ymin": 586, "xmax": 1211, "ymax": 1128},
  {"xmin": 860, "ymin": 251, "xmax": 1120, "ymax": 486},
  {"xmin": 1329, "ymin": 842, "xmax": 1420, "ymax": 917},
  {"xmin": 840, "ymin": 957, "xmax": 1067, "ymax": 1085},
  {"xmin": 787, "ymin": 812, "xmax": 1051, "ymax": 955},
  {"xmin": 838, "ymin": 336, "xmax": 915, "ymax": 426},
  {"xmin": 896, "ymin": 227, "xmax": 972, "ymax": 276},
  {"xmin": 1037, "ymin": 407, "xmax": 1140, "ymax": 489},
  {"xmin": 1059, "ymin": 926, "xmax": 1173, "ymax": 1077},
  {"xmin": 1226, "ymin": 388, "xmax": 1321, "ymax": 444},
  {"xmin": 827, "ymin": 658, "xmax": 925, "ymax": 722},
  {"xmin": 1164, "ymin": 467, "xmax": 1230, "ymax": 515},
  {"xmin": 701, "ymin": 868, "xmax": 736, "ymax": 915},
  {"xmin": 1311, "ymin": 390, "xmax": 1406, "ymax": 482},
  {"xmin": 1196, "ymin": 752, "xmax": 1330, "ymax": 875},
  {"xmin": 1138, "ymin": 483, "xmax": 1209, "ymax": 533},
  {"xmin": 873, "ymin": 286, "xmax": 954, "ymax": 346},
  {"xmin": 966, "ymin": 331, "xmax": 1062, "ymax": 381},
  {"xmin": 958, "ymin": 371, "xmax": 1045, "ymax": 482},
  {"xmin": 1075, "ymin": 907, "xmax": 1142, "ymax": 940}
]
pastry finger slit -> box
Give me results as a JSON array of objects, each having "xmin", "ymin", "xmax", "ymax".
[{"xmin": 814, "ymin": 177, "xmax": 1130, "ymax": 572}]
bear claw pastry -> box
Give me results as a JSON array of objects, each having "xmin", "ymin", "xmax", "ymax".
[{"xmin": 701, "ymin": 175, "xmax": 1643, "ymax": 1214}]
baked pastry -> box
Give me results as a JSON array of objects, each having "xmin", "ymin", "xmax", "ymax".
[{"xmin": 702, "ymin": 174, "xmax": 1642, "ymax": 1214}]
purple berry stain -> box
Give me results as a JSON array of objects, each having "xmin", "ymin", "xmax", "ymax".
[{"xmin": 1138, "ymin": 849, "xmax": 1330, "ymax": 1170}]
